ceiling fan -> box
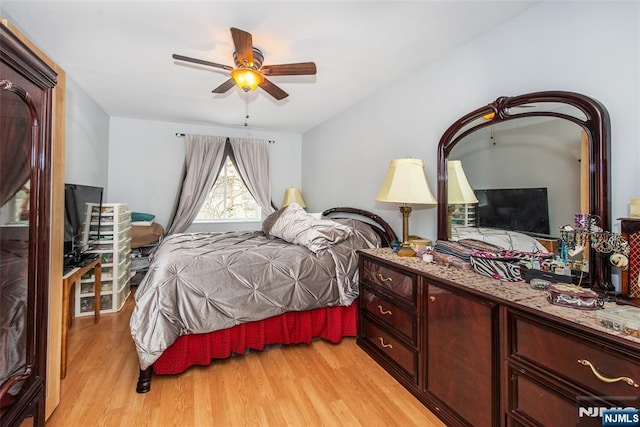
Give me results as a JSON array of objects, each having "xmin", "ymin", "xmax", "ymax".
[{"xmin": 172, "ymin": 27, "xmax": 317, "ymax": 100}]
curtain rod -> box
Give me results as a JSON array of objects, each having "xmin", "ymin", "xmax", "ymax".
[{"xmin": 175, "ymin": 133, "xmax": 275, "ymax": 144}]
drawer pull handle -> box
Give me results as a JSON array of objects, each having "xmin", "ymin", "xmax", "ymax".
[
  {"xmin": 578, "ymin": 359, "xmax": 639, "ymax": 388},
  {"xmin": 429, "ymin": 296, "xmax": 436, "ymax": 303},
  {"xmin": 376, "ymin": 273, "xmax": 392, "ymax": 283},
  {"xmin": 377, "ymin": 305, "xmax": 392, "ymax": 316},
  {"xmin": 378, "ymin": 337, "xmax": 393, "ymax": 349}
]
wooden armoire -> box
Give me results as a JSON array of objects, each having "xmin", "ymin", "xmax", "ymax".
[{"xmin": 0, "ymin": 23, "xmax": 57, "ymax": 426}]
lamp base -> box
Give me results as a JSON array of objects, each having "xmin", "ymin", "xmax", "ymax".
[{"xmin": 397, "ymin": 243, "xmax": 416, "ymax": 257}]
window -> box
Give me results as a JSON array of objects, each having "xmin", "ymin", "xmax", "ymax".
[{"xmin": 194, "ymin": 156, "xmax": 261, "ymax": 222}]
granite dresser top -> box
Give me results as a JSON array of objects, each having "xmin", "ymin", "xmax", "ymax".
[{"xmin": 360, "ymin": 248, "xmax": 640, "ymax": 347}]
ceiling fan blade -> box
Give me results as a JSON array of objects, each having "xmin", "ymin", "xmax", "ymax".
[
  {"xmin": 212, "ymin": 79, "xmax": 236, "ymax": 94},
  {"xmin": 230, "ymin": 27, "xmax": 254, "ymax": 67},
  {"xmin": 172, "ymin": 54, "xmax": 233, "ymax": 71},
  {"xmin": 261, "ymin": 62, "xmax": 317, "ymax": 76},
  {"xmin": 259, "ymin": 78, "xmax": 289, "ymax": 100}
]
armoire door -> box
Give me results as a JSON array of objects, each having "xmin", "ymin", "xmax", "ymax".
[{"xmin": 0, "ymin": 22, "xmax": 57, "ymax": 427}]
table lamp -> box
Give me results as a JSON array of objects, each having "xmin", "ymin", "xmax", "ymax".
[
  {"xmin": 281, "ymin": 187, "xmax": 307, "ymax": 208},
  {"xmin": 376, "ymin": 158, "xmax": 437, "ymax": 257},
  {"xmin": 447, "ymin": 160, "xmax": 478, "ymax": 239}
]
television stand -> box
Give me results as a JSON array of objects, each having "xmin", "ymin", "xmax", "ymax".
[
  {"xmin": 61, "ymin": 256, "xmax": 101, "ymax": 378},
  {"xmin": 63, "ymin": 251, "xmax": 99, "ymax": 274}
]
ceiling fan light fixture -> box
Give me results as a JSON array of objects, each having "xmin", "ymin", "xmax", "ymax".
[
  {"xmin": 231, "ymin": 68, "xmax": 264, "ymax": 92},
  {"xmin": 174, "ymin": 28, "xmax": 312, "ymax": 100}
]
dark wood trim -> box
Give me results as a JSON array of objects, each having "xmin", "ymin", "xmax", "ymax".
[
  {"xmin": 1, "ymin": 21, "xmax": 56, "ymax": 427},
  {"xmin": 322, "ymin": 206, "xmax": 399, "ymax": 247},
  {"xmin": 436, "ymin": 91, "xmax": 611, "ymax": 292},
  {"xmin": 0, "ymin": 25, "xmax": 56, "ymax": 89}
]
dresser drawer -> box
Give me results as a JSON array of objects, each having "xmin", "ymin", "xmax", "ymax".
[
  {"xmin": 507, "ymin": 366, "xmax": 603, "ymax": 427},
  {"xmin": 362, "ymin": 258, "xmax": 416, "ymax": 305},
  {"xmin": 510, "ymin": 313, "xmax": 640, "ymax": 402},
  {"xmin": 361, "ymin": 317, "xmax": 418, "ymax": 382},
  {"xmin": 362, "ymin": 287, "xmax": 416, "ymax": 342}
]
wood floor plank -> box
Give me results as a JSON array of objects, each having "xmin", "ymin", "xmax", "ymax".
[{"xmin": 46, "ymin": 293, "xmax": 445, "ymax": 426}]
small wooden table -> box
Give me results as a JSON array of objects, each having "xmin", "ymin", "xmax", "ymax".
[{"xmin": 61, "ymin": 257, "xmax": 101, "ymax": 379}]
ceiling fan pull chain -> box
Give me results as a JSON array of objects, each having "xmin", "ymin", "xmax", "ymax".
[{"xmin": 244, "ymin": 92, "xmax": 249, "ymax": 127}]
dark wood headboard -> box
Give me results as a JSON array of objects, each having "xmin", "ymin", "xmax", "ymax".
[{"xmin": 322, "ymin": 207, "xmax": 398, "ymax": 248}]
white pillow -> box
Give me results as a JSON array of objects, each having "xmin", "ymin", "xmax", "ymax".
[{"xmin": 267, "ymin": 203, "xmax": 353, "ymax": 253}]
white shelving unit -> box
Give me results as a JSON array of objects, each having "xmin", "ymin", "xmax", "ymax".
[
  {"xmin": 451, "ymin": 203, "xmax": 477, "ymax": 227},
  {"xmin": 75, "ymin": 203, "xmax": 131, "ymax": 316}
]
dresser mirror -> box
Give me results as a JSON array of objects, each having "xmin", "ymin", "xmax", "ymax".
[{"xmin": 436, "ymin": 91, "xmax": 611, "ymax": 291}]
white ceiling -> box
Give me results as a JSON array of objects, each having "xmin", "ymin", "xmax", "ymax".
[{"xmin": 2, "ymin": 1, "xmax": 538, "ymax": 133}]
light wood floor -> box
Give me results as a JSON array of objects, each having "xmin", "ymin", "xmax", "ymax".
[{"xmin": 46, "ymin": 291, "xmax": 445, "ymax": 426}]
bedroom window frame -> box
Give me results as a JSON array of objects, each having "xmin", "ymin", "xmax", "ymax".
[{"xmin": 194, "ymin": 155, "xmax": 262, "ymax": 223}]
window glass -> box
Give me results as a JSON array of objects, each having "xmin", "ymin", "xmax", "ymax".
[{"xmin": 195, "ymin": 157, "xmax": 261, "ymax": 222}]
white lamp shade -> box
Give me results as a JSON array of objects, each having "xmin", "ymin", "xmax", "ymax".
[
  {"xmin": 447, "ymin": 160, "xmax": 478, "ymax": 204},
  {"xmin": 281, "ymin": 187, "xmax": 307, "ymax": 208},
  {"xmin": 375, "ymin": 158, "xmax": 437, "ymax": 204}
]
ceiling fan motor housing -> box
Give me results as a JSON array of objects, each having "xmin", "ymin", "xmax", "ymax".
[{"xmin": 234, "ymin": 47, "xmax": 264, "ymax": 70}]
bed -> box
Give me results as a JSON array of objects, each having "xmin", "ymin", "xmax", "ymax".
[
  {"xmin": 131, "ymin": 205, "xmax": 397, "ymax": 392},
  {"xmin": 0, "ymin": 227, "xmax": 28, "ymax": 407},
  {"xmin": 450, "ymin": 225, "xmax": 551, "ymax": 253}
]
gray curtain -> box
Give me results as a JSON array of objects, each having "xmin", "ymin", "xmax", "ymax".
[
  {"xmin": 165, "ymin": 134, "xmax": 227, "ymax": 235},
  {"xmin": 229, "ymin": 138, "xmax": 275, "ymax": 216}
]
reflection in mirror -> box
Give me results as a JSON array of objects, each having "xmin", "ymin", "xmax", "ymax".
[
  {"xmin": 437, "ymin": 91, "xmax": 611, "ymax": 291},
  {"xmin": 449, "ymin": 116, "xmax": 585, "ymax": 236},
  {"xmin": 0, "ymin": 182, "xmax": 29, "ymax": 225},
  {"xmin": 0, "ymin": 82, "xmax": 34, "ymax": 412}
]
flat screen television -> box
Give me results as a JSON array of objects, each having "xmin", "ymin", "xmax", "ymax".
[
  {"xmin": 63, "ymin": 183, "xmax": 103, "ymax": 266},
  {"xmin": 474, "ymin": 187, "xmax": 550, "ymax": 236}
]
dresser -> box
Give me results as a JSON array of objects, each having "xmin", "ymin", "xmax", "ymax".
[{"xmin": 358, "ymin": 248, "xmax": 640, "ymax": 427}]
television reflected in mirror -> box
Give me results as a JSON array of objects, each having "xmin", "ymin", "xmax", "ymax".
[
  {"xmin": 63, "ymin": 183, "xmax": 103, "ymax": 269},
  {"xmin": 474, "ymin": 187, "xmax": 550, "ymax": 236}
]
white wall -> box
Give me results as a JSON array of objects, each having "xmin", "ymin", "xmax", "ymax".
[
  {"xmin": 302, "ymin": 1, "xmax": 640, "ymax": 241},
  {"xmin": 107, "ymin": 117, "xmax": 302, "ymax": 230},
  {"xmin": 64, "ymin": 76, "xmax": 110, "ymax": 190},
  {"xmin": 2, "ymin": 8, "xmax": 111, "ymax": 203}
]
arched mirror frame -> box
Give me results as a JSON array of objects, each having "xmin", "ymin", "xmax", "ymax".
[{"xmin": 436, "ymin": 91, "xmax": 611, "ymax": 291}]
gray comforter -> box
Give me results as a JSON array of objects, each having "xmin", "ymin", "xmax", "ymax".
[{"xmin": 130, "ymin": 219, "xmax": 379, "ymax": 370}]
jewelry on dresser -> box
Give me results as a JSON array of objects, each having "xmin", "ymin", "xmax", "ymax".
[
  {"xmin": 610, "ymin": 253, "xmax": 629, "ymax": 269},
  {"xmin": 562, "ymin": 214, "xmax": 630, "ymax": 273}
]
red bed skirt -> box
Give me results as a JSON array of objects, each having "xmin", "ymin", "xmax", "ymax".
[{"xmin": 153, "ymin": 303, "xmax": 358, "ymax": 375}]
